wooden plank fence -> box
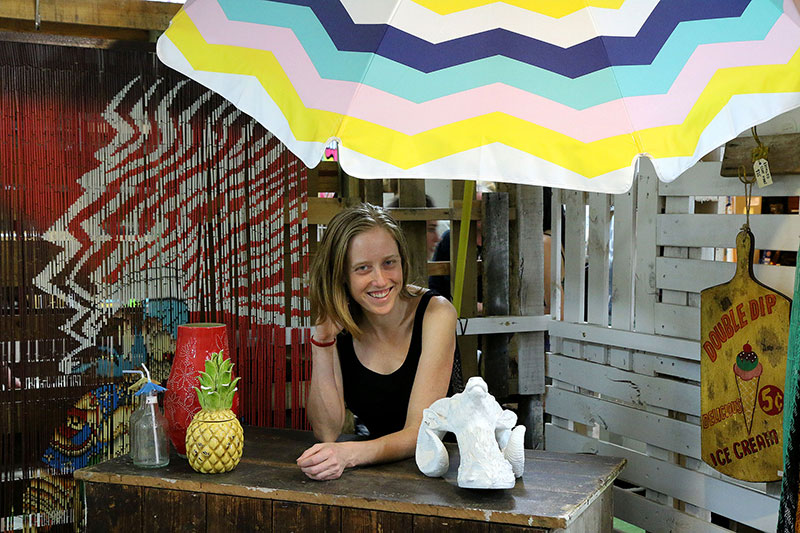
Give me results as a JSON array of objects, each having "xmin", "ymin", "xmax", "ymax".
[{"xmin": 545, "ymin": 159, "xmax": 800, "ymax": 532}]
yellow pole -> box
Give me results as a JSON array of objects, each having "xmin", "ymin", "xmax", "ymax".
[{"xmin": 452, "ymin": 180, "xmax": 475, "ymax": 316}]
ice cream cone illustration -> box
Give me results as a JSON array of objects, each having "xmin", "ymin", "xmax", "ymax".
[{"xmin": 733, "ymin": 343, "xmax": 763, "ymax": 434}]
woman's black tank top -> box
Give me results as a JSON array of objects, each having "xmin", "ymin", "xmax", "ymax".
[{"xmin": 337, "ymin": 291, "xmax": 435, "ymax": 438}]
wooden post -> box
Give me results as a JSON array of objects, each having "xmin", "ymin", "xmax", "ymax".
[
  {"xmin": 586, "ymin": 193, "xmax": 611, "ymax": 326},
  {"xmin": 483, "ymin": 192, "xmax": 510, "ymax": 399},
  {"xmin": 633, "ymin": 159, "xmax": 658, "ymax": 334},
  {"xmin": 563, "ymin": 190, "xmax": 587, "ymax": 323},
  {"xmin": 341, "ymin": 165, "xmax": 361, "ymax": 205},
  {"xmin": 610, "ymin": 184, "xmax": 635, "ymax": 331},
  {"xmin": 398, "ymin": 179, "xmax": 427, "ymax": 288},
  {"xmin": 502, "ymin": 184, "xmax": 545, "ymax": 449},
  {"xmin": 364, "ymin": 179, "xmax": 383, "ymax": 206}
]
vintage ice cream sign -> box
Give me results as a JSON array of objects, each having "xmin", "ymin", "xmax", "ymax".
[{"xmin": 700, "ymin": 230, "xmax": 791, "ymax": 482}]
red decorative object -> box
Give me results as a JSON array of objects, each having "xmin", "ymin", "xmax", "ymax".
[{"xmin": 164, "ymin": 323, "xmax": 239, "ymax": 455}]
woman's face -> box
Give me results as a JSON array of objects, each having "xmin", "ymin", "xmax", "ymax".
[{"xmin": 346, "ymin": 226, "xmax": 403, "ymax": 316}]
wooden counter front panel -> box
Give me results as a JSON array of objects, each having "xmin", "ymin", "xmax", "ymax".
[
  {"xmin": 273, "ymin": 501, "xmax": 340, "ymax": 532},
  {"xmin": 207, "ymin": 493, "xmax": 272, "ymax": 532},
  {"xmin": 84, "ymin": 482, "xmax": 547, "ymax": 533},
  {"xmin": 340, "ymin": 508, "xmax": 411, "ymax": 532}
]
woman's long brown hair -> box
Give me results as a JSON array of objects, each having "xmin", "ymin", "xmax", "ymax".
[{"xmin": 309, "ymin": 203, "xmax": 418, "ymax": 339}]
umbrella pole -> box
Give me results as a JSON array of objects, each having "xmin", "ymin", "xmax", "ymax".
[{"xmin": 452, "ymin": 180, "xmax": 475, "ymax": 316}]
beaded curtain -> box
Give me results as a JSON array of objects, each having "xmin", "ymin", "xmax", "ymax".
[{"xmin": 0, "ymin": 39, "xmax": 310, "ymax": 530}]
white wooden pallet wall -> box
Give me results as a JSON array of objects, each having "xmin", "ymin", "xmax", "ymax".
[{"xmin": 545, "ymin": 160, "xmax": 800, "ymax": 533}]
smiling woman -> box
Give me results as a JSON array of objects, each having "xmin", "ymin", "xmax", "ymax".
[{"xmin": 299, "ymin": 203, "xmax": 459, "ymax": 481}]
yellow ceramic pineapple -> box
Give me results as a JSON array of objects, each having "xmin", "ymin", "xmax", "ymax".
[{"xmin": 185, "ymin": 350, "xmax": 243, "ymax": 473}]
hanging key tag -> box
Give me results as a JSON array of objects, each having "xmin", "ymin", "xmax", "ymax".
[
  {"xmin": 753, "ymin": 158, "xmax": 772, "ymax": 188},
  {"xmin": 749, "ymin": 127, "xmax": 772, "ymax": 188}
]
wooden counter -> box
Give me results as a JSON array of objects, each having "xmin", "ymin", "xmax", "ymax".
[{"xmin": 74, "ymin": 427, "xmax": 624, "ymax": 532}]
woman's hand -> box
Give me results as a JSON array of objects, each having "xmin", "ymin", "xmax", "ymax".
[
  {"xmin": 313, "ymin": 317, "xmax": 343, "ymax": 345},
  {"xmin": 297, "ymin": 442, "xmax": 354, "ymax": 480}
]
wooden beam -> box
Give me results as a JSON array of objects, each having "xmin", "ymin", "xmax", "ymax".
[
  {"xmin": 0, "ymin": 17, "xmax": 151, "ymax": 41},
  {"xmin": 308, "ymin": 162, "xmax": 340, "ymax": 193},
  {"xmin": 426, "ymin": 260, "xmax": 482, "ymax": 277},
  {"xmin": 721, "ymin": 132, "xmax": 800, "ymax": 176},
  {"xmin": 507, "ymin": 184, "xmax": 545, "ymax": 449},
  {"xmin": 307, "ymin": 198, "xmax": 489, "ymax": 225},
  {"xmin": 0, "ymin": 0, "xmax": 180, "ymax": 31},
  {"xmin": 482, "ymin": 192, "xmax": 511, "ymax": 399}
]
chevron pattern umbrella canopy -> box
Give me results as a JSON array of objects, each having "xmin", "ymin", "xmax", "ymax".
[{"xmin": 157, "ymin": 0, "xmax": 800, "ymax": 193}]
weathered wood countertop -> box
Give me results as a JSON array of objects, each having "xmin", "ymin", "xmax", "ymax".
[{"xmin": 75, "ymin": 427, "xmax": 624, "ymax": 531}]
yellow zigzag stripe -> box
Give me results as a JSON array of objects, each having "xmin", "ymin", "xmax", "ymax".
[
  {"xmin": 410, "ymin": 0, "xmax": 625, "ymax": 18},
  {"xmin": 167, "ymin": 10, "xmax": 800, "ymax": 177}
]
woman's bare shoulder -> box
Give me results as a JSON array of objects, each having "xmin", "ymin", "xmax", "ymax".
[{"xmin": 425, "ymin": 293, "xmax": 457, "ymax": 322}]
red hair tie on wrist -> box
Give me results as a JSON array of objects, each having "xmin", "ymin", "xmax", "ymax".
[{"xmin": 310, "ymin": 335, "xmax": 336, "ymax": 348}]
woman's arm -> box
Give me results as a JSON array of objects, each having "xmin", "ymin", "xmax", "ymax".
[
  {"xmin": 306, "ymin": 323, "xmax": 346, "ymax": 442},
  {"xmin": 298, "ymin": 296, "xmax": 457, "ymax": 479}
]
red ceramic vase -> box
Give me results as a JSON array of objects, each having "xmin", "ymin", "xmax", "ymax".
[{"xmin": 164, "ymin": 323, "xmax": 239, "ymax": 455}]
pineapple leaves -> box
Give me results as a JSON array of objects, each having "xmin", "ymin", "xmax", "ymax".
[{"xmin": 194, "ymin": 350, "xmax": 238, "ymax": 410}]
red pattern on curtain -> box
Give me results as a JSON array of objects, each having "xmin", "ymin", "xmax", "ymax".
[{"xmin": 0, "ymin": 38, "xmax": 310, "ymax": 530}]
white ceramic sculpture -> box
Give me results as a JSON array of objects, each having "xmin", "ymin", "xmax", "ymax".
[{"xmin": 415, "ymin": 376, "xmax": 526, "ymax": 489}]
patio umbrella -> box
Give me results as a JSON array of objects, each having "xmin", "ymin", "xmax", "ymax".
[{"xmin": 156, "ymin": 0, "xmax": 800, "ymax": 193}]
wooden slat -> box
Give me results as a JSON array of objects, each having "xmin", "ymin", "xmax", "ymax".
[
  {"xmin": 510, "ymin": 185, "xmax": 546, "ymax": 410},
  {"xmin": 307, "ymin": 162, "xmax": 340, "ymax": 194},
  {"xmin": 85, "ymin": 483, "xmax": 142, "ymax": 533},
  {"xmin": 721, "ymin": 132, "xmax": 800, "ymax": 176},
  {"xmin": 142, "ymin": 487, "xmax": 206, "ymax": 533},
  {"xmin": 427, "ymin": 260, "xmax": 450, "ymax": 276},
  {"xmin": 549, "ymin": 188, "xmax": 563, "ymax": 321},
  {"xmin": 610, "ymin": 184, "xmax": 635, "ymax": 330},
  {"xmin": 549, "ymin": 321, "xmax": 699, "ymax": 361},
  {"xmin": 657, "ymin": 213, "xmax": 800, "ymax": 250},
  {"xmin": 546, "ymin": 425, "xmax": 778, "ymax": 532},
  {"xmin": 501, "ymin": 183, "xmax": 523, "ymax": 398},
  {"xmin": 545, "ymin": 386, "xmax": 700, "ymax": 459},
  {"xmin": 457, "ymin": 315, "xmax": 550, "ymax": 336},
  {"xmin": 613, "ymin": 486, "xmax": 733, "ymax": 533},
  {"xmin": 660, "ymin": 162, "xmax": 800, "ymax": 196},
  {"xmin": 656, "ymin": 257, "xmax": 796, "ymax": 297},
  {"xmin": 0, "ymin": 18, "xmax": 150, "ymax": 40},
  {"xmin": 587, "ymin": 193, "xmax": 611, "ymax": 326},
  {"xmin": 661, "ymin": 196, "xmax": 693, "ymax": 307},
  {"xmin": 490, "ymin": 524, "xmax": 547, "ymax": 533},
  {"xmin": 633, "ymin": 161, "xmax": 658, "ymax": 334},
  {"xmin": 302, "ymin": 315, "xmax": 549, "ymax": 343},
  {"xmin": 546, "ymin": 352, "xmax": 700, "ymax": 416},
  {"xmin": 273, "ymin": 501, "xmax": 341, "ymax": 533},
  {"xmin": 207, "ymin": 494, "xmax": 272, "ymax": 532},
  {"xmin": 414, "ymin": 515, "xmax": 489, "ymax": 532},
  {"xmin": 341, "ymin": 508, "xmax": 412, "ymax": 533},
  {"xmin": 631, "ymin": 351, "xmax": 700, "ymax": 382},
  {"xmin": 483, "ymin": 192, "xmax": 510, "ymax": 398},
  {"xmin": 307, "ymin": 198, "xmax": 486, "ymax": 225},
  {"xmin": 654, "ymin": 303, "xmax": 700, "ymax": 340},
  {"xmin": 0, "ymin": 0, "xmax": 180, "ymax": 30},
  {"xmin": 391, "ymin": 207, "xmax": 463, "ymax": 221},
  {"xmin": 562, "ymin": 190, "xmax": 586, "ymax": 323},
  {"xmin": 427, "ymin": 260, "xmax": 484, "ymax": 277}
]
